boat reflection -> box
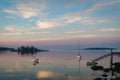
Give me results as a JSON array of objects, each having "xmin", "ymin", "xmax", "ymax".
[{"xmin": 17, "ymin": 51, "xmax": 39, "ymax": 66}]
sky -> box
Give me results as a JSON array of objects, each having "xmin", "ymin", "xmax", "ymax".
[{"xmin": 0, "ymin": 0, "xmax": 120, "ymax": 49}]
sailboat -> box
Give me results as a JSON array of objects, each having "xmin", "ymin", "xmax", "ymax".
[{"xmin": 77, "ymin": 53, "xmax": 82, "ymax": 61}]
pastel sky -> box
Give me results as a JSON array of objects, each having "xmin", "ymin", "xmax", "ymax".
[{"xmin": 0, "ymin": 0, "xmax": 120, "ymax": 49}]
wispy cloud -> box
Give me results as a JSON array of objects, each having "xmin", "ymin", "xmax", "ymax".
[
  {"xmin": 5, "ymin": 26, "xmax": 24, "ymax": 32},
  {"xmin": 37, "ymin": 12, "xmax": 108, "ymax": 29},
  {"xmin": 101, "ymin": 28, "xmax": 120, "ymax": 32},
  {"xmin": 29, "ymin": 38, "xmax": 64, "ymax": 41},
  {"xmin": 71, "ymin": 34, "xmax": 98, "ymax": 38},
  {"xmin": 5, "ymin": 26, "xmax": 15, "ymax": 31},
  {"xmin": 62, "ymin": 12, "xmax": 109, "ymax": 24},
  {"xmin": 79, "ymin": 17, "xmax": 108, "ymax": 24},
  {"xmin": 27, "ymin": 34, "xmax": 98, "ymax": 42},
  {"xmin": 3, "ymin": 25, "xmax": 52, "ymax": 36},
  {"xmin": 66, "ymin": 27, "xmax": 120, "ymax": 34},
  {"xmin": 3, "ymin": 0, "xmax": 45, "ymax": 19},
  {"xmin": 37, "ymin": 21, "xmax": 59, "ymax": 29},
  {"xmin": 84, "ymin": 0, "xmax": 120, "ymax": 14},
  {"xmin": 0, "ymin": 32, "xmax": 22, "ymax": 36},
  {"xmin": 63, "ymin": 16, "xmax": 82, "ymax": 23},
  {"xmin": 66, "ymin": 30, "xmax": 85, "ymax": 34},
  {"xmin": 26, "ymin": 31, "xmax": 51, "ymax": 34}
]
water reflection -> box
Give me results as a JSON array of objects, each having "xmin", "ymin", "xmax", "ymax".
[
  {"xmin": 37, "ymin": 71, "xmax": 56, "ymax": 79},
  {"xmin": 18, "ymin": 51, "xmax": 37, "ymax": 56},
  {"xmin": 0, "ymin": 50, "xmax": 119, "ymax": 80},
  {"xmin": 17, "ymin": 51, "xmax": 40, "ymax": 66}
]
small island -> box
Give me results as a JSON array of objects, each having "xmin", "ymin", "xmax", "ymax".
[{"xmin": 0, "ymin": 46, "xmax": 49, "ymax": 53}]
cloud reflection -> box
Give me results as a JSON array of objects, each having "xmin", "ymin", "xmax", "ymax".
[
  {"xmin": 4, "ymin": 63, "xmax": 24, "ymax": 73},
  {"xmin": 37, "ymin": 71, "xmax": 56, "ymax": 79}
]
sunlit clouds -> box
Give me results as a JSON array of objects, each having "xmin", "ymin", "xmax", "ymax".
[
  {"xmin": 5, "ymin": 26, "xmax": 24, "ymax": 32},
  {"xmin": 3, "ymin": 0, "xmax": 45, "ymax": 19},
  {"xmin": 37, "ymin": 21, "xmax": 59, "ymax": 29},
  {"xmin": 101, "ymin": 28, "xmax": 120, "ymax": 32},
  {"xmin": 66, "ymin": 30, "xmax": 85, "ymax": 34},
  {"xmin": 84, "ymin": 0, "xmax": 120, "ymax": 14},
  {"xmin": 0, "ymin": 0, "xmax": 120, "ymax": 48}
]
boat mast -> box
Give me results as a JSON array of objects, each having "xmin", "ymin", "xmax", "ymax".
[
  {"xmin": 110, "ymin": 49, "xmax": 113, "ymax": 78},
  {"xmin": 77, "ymin": 41, "xmax": 81, "ymax": 80}
]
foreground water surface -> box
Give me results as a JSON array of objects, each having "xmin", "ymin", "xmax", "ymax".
[{"xmin": 0, "ymin": 50, "xmax": 119, "ymax": 80}]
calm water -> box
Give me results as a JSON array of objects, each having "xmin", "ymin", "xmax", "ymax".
[{"xmin": 0, "ymin": 50, "xmax": 119, "ymax": 80}]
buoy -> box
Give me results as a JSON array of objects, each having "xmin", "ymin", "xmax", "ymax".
[{"xmin": 77, "ymin": 54, "xmax": 81, "ymax": 61}]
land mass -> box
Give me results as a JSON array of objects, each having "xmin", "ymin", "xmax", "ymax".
[
  {"xmin": 84, "ymin": 47, "xmax": 117, "ymax": 50},
  {"xmin": 0, "ymin": 46, "xmax": 49, "ymax": 52},
  {"xmin": 0, "ymin": 47, "xmax": 14, "ymax": 51}
]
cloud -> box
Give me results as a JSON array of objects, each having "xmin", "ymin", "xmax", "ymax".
[
  {"xmin": 36, "ymin": 12, "xmax": 108, "ymax": 29},
  {"xmin": 3, "ymin": 0, "xmax": 45, "ymax": 19},
  {"xmin": 66, "ymin": 30, "xmax": 85, "ymax": 34},
  {"xmin": 26, "ymin": 31, "xmax": 51, "ymax": 34},
  {"xmin": 37, "ymin": 21, "xmax": 59, "ymax": 29},
  {"xmin": 5, "ymin": 26, "xmax": 15, "ymax": 31},
  {"xmin": 71, "ymin": 34, "xmax": 98, "ymax": 38},
  {"xmin": 84, "ymin": 0, "xmax": 120, "ymax": 14},
  {"xmin": 101, "ymin": 28, "xmax": 120, "ymax": 32},
  {"xmin": 2, "ymin": 26, "xmax": 26, "ymax": 36},
  {"xmin": 61, "ymin": 13, "xmax": 109, "ymax": 24},
  {"xmin": 5, "ymin": 26, "xmax": 24, "ymax": 32},
  {"xmin": 3, "ymin": 25, "xmax": 53, "ymax": 36},
  {"xmin": 29, "ymin": 34, "xmax": 98, "ymax": 41},
  {"xmin": 61, "ymin": 12, "xmax": 108, "ymax": 24},
  {"xmin": 29, "ymin": 37, "xmax": 65, "ymax": 41},
  {"xmin": 1, "ymin": 32, "xmax": 22, "ymax": 36},
  {"xmin": 59, "ymin": 11, "xmax": 109, "ymax": 24},
  {"xmin": 63, "ymin": 16, "xmax": 82, "ymax": 23}
]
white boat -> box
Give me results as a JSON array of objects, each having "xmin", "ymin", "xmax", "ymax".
[
  {"xmin": 30, "ymin": 57, "xmax": 39, "ymax": 62},
  {"xmin": 77, "ymin": 54, "xmax": 81, "ymax": 61}
]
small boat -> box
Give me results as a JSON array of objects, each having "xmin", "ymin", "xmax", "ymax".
[
  {"xmin": 77, "ymin": 54, "xmax": 81, "ymax": 61},
  {"xmin": 30, "ymin": 57, "xmax": 39, "ymax": 66},
  {"xmin": 30, "ymin": 57, "xmax": 39, "ymax": 62}
]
